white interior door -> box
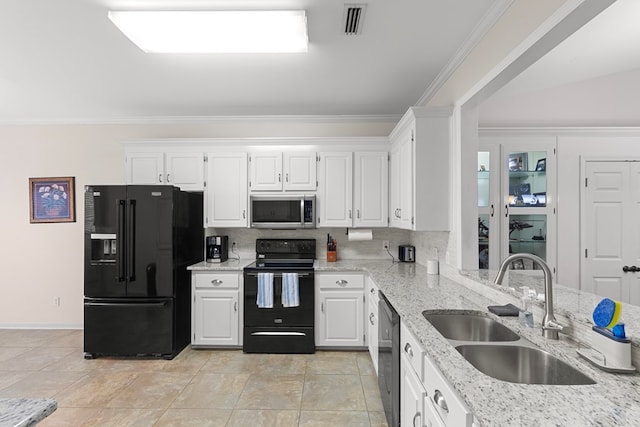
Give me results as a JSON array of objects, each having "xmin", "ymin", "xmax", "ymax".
[{"xmin": 582, "ymin": 161, "xmax": 640, "ymax": 304}]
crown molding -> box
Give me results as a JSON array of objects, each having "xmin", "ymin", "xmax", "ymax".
[
  {"xmin": 480, "ymin": 126, "xmax": 640, "ymax": 136},
  {"xmin": 0, "ymin": 114, "xmax": 402, "ymax": 126}
]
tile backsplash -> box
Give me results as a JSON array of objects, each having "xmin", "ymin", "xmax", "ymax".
[{"xmin": 206, "ymin": 227, "xmax": 449, "ymax": 266}]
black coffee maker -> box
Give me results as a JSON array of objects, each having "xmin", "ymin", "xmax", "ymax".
[{"xmin": 206, "ymin": 236, "xmax": 228, "ymax": 263}]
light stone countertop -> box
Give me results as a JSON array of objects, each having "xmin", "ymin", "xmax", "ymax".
[
  {"xmin": 188, "ymin": 258, "xmax": 640, "ymax": 426},
  {"xmin": 0, "ymin": 399, "xmax": 56, "ymax": 427},
  {"xmin": 187, "ymin": 260, "xmax": 248, "ymax": 271}
]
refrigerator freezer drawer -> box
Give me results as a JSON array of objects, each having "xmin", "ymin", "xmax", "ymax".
[{"xmin": 84, "ymin": 298, "xmax": 176, "ymax": 359}]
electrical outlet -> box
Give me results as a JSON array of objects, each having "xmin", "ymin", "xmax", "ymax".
[
  {"xmin": 53, "ymin": 297, "xmax": 60, "ymax": 307},
  {"xmin": 382, "ymin": 240, "xmax": 389, "ymax": 250}
]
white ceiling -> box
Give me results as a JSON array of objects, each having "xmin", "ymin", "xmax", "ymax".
[
  {"xmin": 480, "ymin": 0, "xmax": 640, "ymax": 126},
  {"xmin": 0, "ymin": 0, "xmax": 500, "ymax": 122}
]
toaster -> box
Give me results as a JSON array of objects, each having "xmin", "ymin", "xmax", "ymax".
[{"xmin": 399, "ymin": 245, "xmax": 415, "ymax": 262}]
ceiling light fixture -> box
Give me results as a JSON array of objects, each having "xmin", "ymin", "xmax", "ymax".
[{"xmin": 108, "ymin": 10, "xmax": 308, "ymax": 53}]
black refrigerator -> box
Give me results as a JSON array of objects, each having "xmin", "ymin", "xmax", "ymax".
[{"xmin": 83, "ymin": 185, "xmax": 203, "ymax": 359}]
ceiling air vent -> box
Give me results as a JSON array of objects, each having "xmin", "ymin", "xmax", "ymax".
[{"xmin": 343, "ymin": 4, "xmax": 366, "ymax": 35}]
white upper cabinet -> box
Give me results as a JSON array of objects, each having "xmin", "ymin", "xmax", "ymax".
[
  {"xmin": 354, "ymin": 152, "xmax": 388, "ymax": 227},
  {"xmin": 125, "ymin": 151, "xmax": 204, "ymax": 191},
  {"xmin": 249, "ymin": 152, "xmax": 282, "ymax": 191},
  {"xmin": 165, "ymin": 152, "xmax": 206, "ymax": 191},
  {"xmin": 284, "ymin": 151, "xmax": 317, "ymax": 191},
  {"xmin": 389, "ymin": 107, "xmax": 452, "ymax": 231},
  {"xmin": 205, "ymin": 152, "xmax": 248, "ymax": 228},
  {"xmin": 317, "ymin": 152, "xmax": 353, "ymax": 227},
  {"xmin": 249, "ymin": 151, "xmax": 316, "ymax": 191}
]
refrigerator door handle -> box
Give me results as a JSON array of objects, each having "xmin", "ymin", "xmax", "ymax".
[
  {"xmin": 117, "ymin": 200, "xmax": 127, "ymax": 282},
  {"xmin": 127, "ymin": 199, "xmax": 136, "ymax": 281}
]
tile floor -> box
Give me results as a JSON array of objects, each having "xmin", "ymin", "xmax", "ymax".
[{"xmin": 0, "ymin": 329, "xmax": 388, "ymax": 426}]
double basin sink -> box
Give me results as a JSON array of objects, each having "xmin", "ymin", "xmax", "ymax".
[{"xmin": 423, "ymin": 312, "xmax": 595, "ymax": 385}]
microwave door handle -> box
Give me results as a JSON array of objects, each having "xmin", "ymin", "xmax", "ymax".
[{"xmin": 300, "ymin": 198, "xmax": 305, "ymax": 227}]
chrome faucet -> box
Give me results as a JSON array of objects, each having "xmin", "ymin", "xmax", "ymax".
[{"xmin": 494, "ymin": 253, "xmax": 563, "ymax": 339}]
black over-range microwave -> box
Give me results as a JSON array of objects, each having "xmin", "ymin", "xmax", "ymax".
[{"xmin": 250, "ymin": 194, "xmax": 316, "ymax": 229}]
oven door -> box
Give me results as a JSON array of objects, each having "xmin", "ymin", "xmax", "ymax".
[{"xmin": 243, "ymin": 269, "xmax": 314, "ymax": 327}]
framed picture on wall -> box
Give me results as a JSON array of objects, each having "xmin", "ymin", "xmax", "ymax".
[
  {"xmin": 535, "ymin": 158, "xmax": 546, "ymax": 172},
  {"xmin": 29, "ymin": 177, "xmax": 76, "ymax": 223}
]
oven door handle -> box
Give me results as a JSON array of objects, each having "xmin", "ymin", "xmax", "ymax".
[
  {"xmin": 245, "ymin": 272, "xmax": 312, "ymax": 278},
  {"xmin": 250, "ymin": 332, "xmax": 307, "ymax": 336}
]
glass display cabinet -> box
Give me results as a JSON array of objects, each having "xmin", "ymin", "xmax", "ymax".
[{"xmin": 478, "ymin": 138, "xmax": 556, "ymax": 273}]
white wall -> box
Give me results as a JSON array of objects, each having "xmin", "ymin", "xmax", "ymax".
[{"xmin": 0, "ymin": 118, "xmax": 396, "ymax": 328}]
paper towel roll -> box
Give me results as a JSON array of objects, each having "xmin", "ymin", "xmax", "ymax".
[
  {"xmin": 347, "ymin": 229, "xmax": 373, "ymax": 241},
  {"xmin": 426, "ymin": 259, "xmax": 439, "ymax": 275}
]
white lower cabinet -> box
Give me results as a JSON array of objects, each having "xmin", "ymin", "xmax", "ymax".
[
  {"xmin": 423, "ymin": 352, "xmax": 473, "ymax": 427},
  {"xmin": 191, "ymin": 271, "xmax": 242, "ymax": 346},
  {"xmin": 400, "ymin": 321, "xmax": 473, "ymax": 427},
  {"xmin": 315, "ymin": 273, "xmax": 365, "ymax": 347},
  {"xmin": 366, "ymin": 277, "xmax": 380, "ymax": 374},
  {"xmin": 401, "ymin": 354, "xmax": 427, "ymax": 427}
]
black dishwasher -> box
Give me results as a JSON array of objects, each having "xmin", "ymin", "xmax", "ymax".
[{"xmin": 378, "ymin": 291, "xmax": 400, "ymax": 427}]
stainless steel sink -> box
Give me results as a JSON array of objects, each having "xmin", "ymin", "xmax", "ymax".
[
  {"xmin": 456, "ymin": 345, "xmax": 596, "ymax": 385},
  {"xmin": 423, "ymin": 312, "xmax": 520, "ymax": 342}
]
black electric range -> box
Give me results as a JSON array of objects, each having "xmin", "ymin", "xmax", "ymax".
[{"xmin": 243, "ymin": 239, "xmax": 316, "ymax": 353}]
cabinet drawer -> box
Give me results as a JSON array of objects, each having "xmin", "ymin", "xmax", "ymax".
[
  {"xmin": 194, "ymin": 273, "xmax": 239, "ymax": 289},
  {"xmin": 423, "ymin": 353, "xmax": 473, "ymax": 427},
  {"xmin": 401, "ymin": 321, "xmax": 424, "ymax": 382},
  {"xmin": 316, "ymin": 273, "xmax": 364, "ymax": 289}
]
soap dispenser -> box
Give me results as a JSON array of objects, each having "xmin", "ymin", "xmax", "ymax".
[{"xmin": 519, "ymin": 287, "xmax": 534, "ymax": 328}]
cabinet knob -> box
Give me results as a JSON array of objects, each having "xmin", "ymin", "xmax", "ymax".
[
  {"xmin": 336, "ymin": 279, "xmax": 348, "ymax": 286},
  {"xmin": 357, "ymin": 209, "xmax": 360, "ymax": 219},
  {"xmin": 166, "ymin": 173, "xmax": 171, "ymax": 183},
  {"xmin": 433, "ymin": 390, "xmax": 449, "ymax": 414},
  {"xmin": 404, "ymin": 342, "xmax": 413, "ymax": 357},
  {"xmin": 278, "ymin": 173, "xmax": 281, "ymax": 182},
  {"xmin": 243, "ymin": 210, "xmax": 246, "ymax": 219},
  {"xmin": 234, "ymin": 301, "xmax": 238, "ymax": 311},
  {"xmin": 286, "ymin": 173, "xmax": 289, "ymax": 182},
  {"xmin": 211, "ymin": 279, "xmax": 223, "ymax": 286},
  {"xmin": 158, "ymin": 173, "xmax": 163, "ymax": 183},
  {"xmin": 369, "ymin": 313, "xmax": 375, "ymax": 325}
]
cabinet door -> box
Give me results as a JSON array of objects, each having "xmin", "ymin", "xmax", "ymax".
[
  {"xmin": 399, "ymin": 133, "xmax": 414, "ymax": 230},
  {"xmin": 389, "ymin": 127, "xmax": 413, "ymax": 230},
  {"xmin": 354, "ymin": 152, "xmax": 388, "ymax": 227},
  {"xmin": 284, "ymin": 151, "xmax": 317, "ymax": 191},
  {"xmin": 316, "ymin": 291, "xmax": 364, "ymax": 347},
  {"xmin": 317, "ymin": 152, "xmax": 353, "ymax": 227},
  {"xmin": 165, "ymin": 152, "xmax": 205, "ymax": 191},
  {"xmin": 401, "ymin": 352, "xmax": 426, "ymax": 427},
  {"xmin": 500, "ymin": 142, "xmax": 555, "ymax": 273},
  {"xmin": 125, "ymin": 152, "xmax": 164, "ymax": 185},
  {"xmin": 389, "ymin": 144, "xmax": 402, "ymax": 228},
  {"xmin": 193, "ymin": 290, "xmax": 239, "ymax": 345},
  {"xmin": 206, "ymin": 152, "xmax": 248, "ymax": 227},
  {"xmin": 367, "ymin": 298, "xmax": 379, "ymax": 374},
  {"xmin": 250, "ymin": 152, "xmax": 283, "ymax": 191}
]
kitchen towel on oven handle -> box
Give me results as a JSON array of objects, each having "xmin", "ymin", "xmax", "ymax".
[
  {"xmin": 282, "ymin": 272, "xmax": 300, "ymax": 308},
  {"xmin": 257, "ymin": 272, "xmax": 274, "ymax": 308}
]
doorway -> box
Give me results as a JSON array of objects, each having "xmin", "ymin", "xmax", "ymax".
[{"xmin": 581, "ymin": 160, "xmax": 640, "ymax": 305}]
